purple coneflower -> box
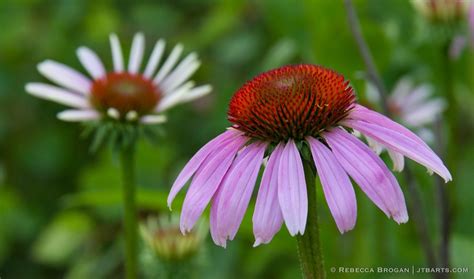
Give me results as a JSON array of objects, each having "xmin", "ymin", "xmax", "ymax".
[
  {"xmin": 168, "ymin": 65, "xmax": 451, "ymax": 247},
  {"xmin": 26, "ymin": 32, "xmax": 211, "ymax": 124}
]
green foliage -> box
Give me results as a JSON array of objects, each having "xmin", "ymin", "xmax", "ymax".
[
  {"xmin": 82, "ymin": 120, "xmax": 163, "ymax": 153},
  {"xmin": 31, "ymin": 211, "xmax": 93, "ymax": 266}
]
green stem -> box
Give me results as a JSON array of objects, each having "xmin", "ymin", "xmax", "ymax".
[
  {"xmin": 296, "ymin": 160, "xmax": 325, "ymax": 279},
  {"xmin": 436, "ymin": 42, "xmax": 453, "ymax": 273},
  {"xmin": 121, "ymin": 145, "xmax": 138, "ymax": 279}
]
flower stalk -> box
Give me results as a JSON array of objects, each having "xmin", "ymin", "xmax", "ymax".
[
  {"xmin": 436, "ymin": 41, "xmax": 454, "ymax": 273},
  {"xmin": 296, "ymin": 160, "xmax": 325, "ymax": 279},
  {"xmin": 120, "ymin": 143, "xmax": 138, "ymax": 279}
]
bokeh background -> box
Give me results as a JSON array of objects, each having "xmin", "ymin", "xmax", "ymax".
[{"xmin": 0, "ymin": 0, "xmax": 473, "ymax": 278}]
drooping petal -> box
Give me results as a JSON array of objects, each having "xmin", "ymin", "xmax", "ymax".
[
  {"xmin": 253, "ymin": 144, "xmax": 284, "ymax": 246},
  {"xmin": 344, "ymin": 118, "xmax": 451, "ymax": 182},
  {"xmin": 167, "ymin": 129, "xmax": 244, "ymax": 208},
  {"xmin": 278, "ymin": 139, "xmax": 307, "ymax": 236},
  {"xmin": 37, "ymin": 60, "xmax": 91, "ymax": 95},
  {"xmin": 215, "ymin": 142, "xmax": 267, "ymax": 245},
  {"xmin": 25, "ymin": 83, "xmax": 90, "ymax": 108},
  {"xmin": 324, "ymin": 128, "xmax": 408, "ymax": 224},
  {"xmin": 109, "ymin": 33, "xmax": 124, "ymax": 72},
  {"xmin": 154, "ymin": 44, "xmax": 183, "ymax": 83},
  {"xmin": 128, "ymin": 32, "xmax": 145, "ymax": 74},
  {"xmin": 76, "ymin": 47, "xmax": 106, "ymax": 79},
  {"xmin": 307, "ymin": 137, "xmax": 357, "ymax": 233},
  {"xmin": 210, "ymin": 188, "xmax": 226, "ymax": 247},
  {"xmin": 348, "ymin": 104, "xmax": 428, "ymax": 147},
  {"xmin": 180, "ymin": 135, "xmax": 248, "ymax": 233},
  {"xmin": 388, "ymin": 149, "xmax": 405, "ymax": 172},
  {"xmin": 57, "ymin": 109, "xmax": 100, "ymax": 122},
  {"xmin": 143, "ymin": 39, "xmax": 166, "ymax": 78}
]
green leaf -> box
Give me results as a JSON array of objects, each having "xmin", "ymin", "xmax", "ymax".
[{"xmin": 31, "ymin": 211, "xmax": 93, "ymax": 266}]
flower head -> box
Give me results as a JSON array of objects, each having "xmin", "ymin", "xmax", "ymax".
[
  {"xmin": 168, "ymin": 65, "xmax": 451, "ymax": 248},
  {"xmin": 228, "ymin": 65, "xmax": 354, "ymax": 142},
  {"xmin": 26, "ymin": 32, "xmax": 211, "ymax": 124},
  {"xmin": 140, "ymin": 214, "xmax": 206, "ymax": 262},
  {"xmin": 411, "ymin": 0, "xmax": 471, "ymax": 23}
]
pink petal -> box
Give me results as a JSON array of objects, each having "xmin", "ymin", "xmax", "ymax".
[
  {"xmin": 252, "ymin": 144, "xmax": 284, "ymax": 246},
  {"xmin": 324, "ymin": 128, "xmax": 408, "ymax": 224},
  {"xmin": 348, "ymin": 104, "xmax": 428, "ymax": 147},
  {"xmin": 179, "ymin": 134, "xmax": 247, "ymax": 233},
  {"xmin": 210, "ymin": 188, "xmax": 226, "ymax": 247},
  {"xmin": 344, "ymin": 118, "xmax": 451, "ymax": 182},
  {"xmin": 277, "ymin": 140, "xmax": 307, "ymax": 236},
  {"xmin": 167, "ymin": 129, "xmax": 243, "ymax": 208},
  {"xmin": 307, "ymin": 137, "xmax": 357, "ymax": 233},
  {"xmin": 215, "ymin": 142, "xmax": 267, "ymax": 246}
]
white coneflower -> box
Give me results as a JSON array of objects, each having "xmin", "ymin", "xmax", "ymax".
[
  {"xmin": 25, "ymin": 32, "xmax": 212, "ymax": 278},
  {"xmin": 26, "ymin": 32, "xmax": 211, "ymax": 125}
]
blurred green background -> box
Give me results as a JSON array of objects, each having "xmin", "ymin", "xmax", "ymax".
[{"xmin": 0, "ymin": 0, "xmax": 473, "ymax": 278}]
